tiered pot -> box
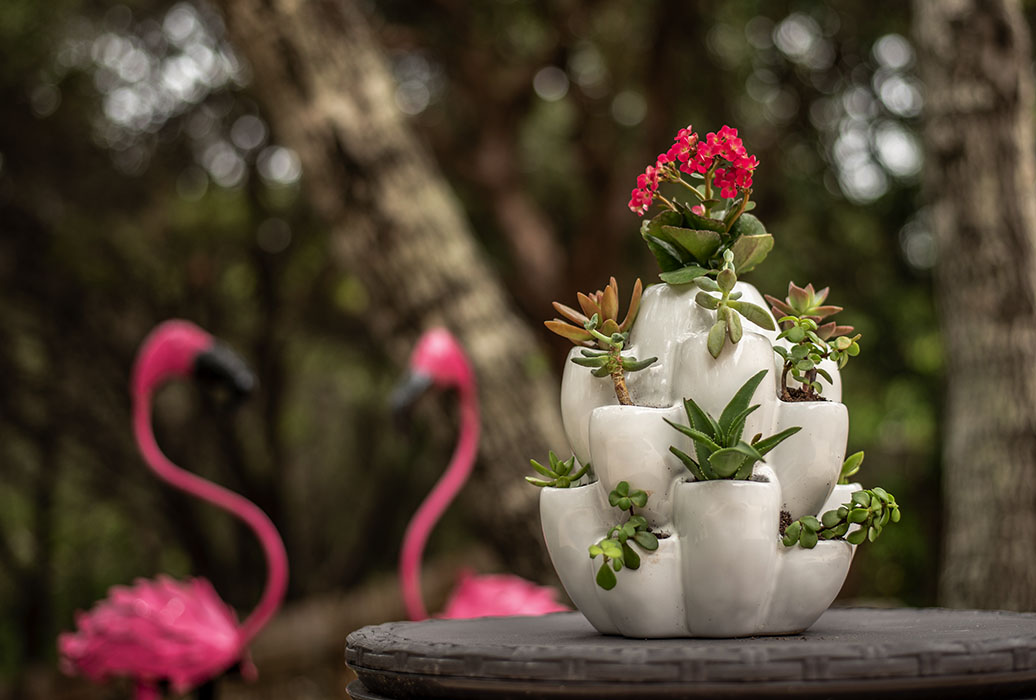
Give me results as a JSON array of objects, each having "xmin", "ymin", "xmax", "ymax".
[{"xmin": 541, "ymin": 282, "xmax": 855, "ymax": 638}]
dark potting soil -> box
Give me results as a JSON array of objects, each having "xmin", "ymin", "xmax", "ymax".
[
  {"xmin": 779, "ymin": 509, "xmax": 792, "ymax": 536},
  {"xmin": 780, "ymin": 386, "xmax": 830, "ymax": 402}
]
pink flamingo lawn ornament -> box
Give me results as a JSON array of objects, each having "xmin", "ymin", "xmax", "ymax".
[
  {"xmin": 58, "ymin": 321, "xmax": 288, "ymax": 700},
  {"xmin": 391, "ymin": 328, "xmax": 568, "ymax": 620}
]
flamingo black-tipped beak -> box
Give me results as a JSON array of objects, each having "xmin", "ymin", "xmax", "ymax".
[
  {"xmin": 194, "ymin": 342, "xmax": 256, "ymax": 403},
  {"xmin": 390, "ymin": 371, "xmax": 433, "ymax": 430}
]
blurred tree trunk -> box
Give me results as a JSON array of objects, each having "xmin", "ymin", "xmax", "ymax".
[
  {"xmin": 214, "ymin": 0, "xmax": 566, "ymax": 578},
  {"xmin": 914, "ymin": 0, "xmax": 1036, "ymax": 610}
]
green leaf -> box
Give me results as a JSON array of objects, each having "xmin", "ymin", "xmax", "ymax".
[
  {"xmin": 596, "ymin": 561, "xmax": 617, "ymax": 589},
  {"xmin": 708, "ymin": 320, "xmax": 727, "ymax": 358},
  {"xmin": 612, "ymin": 558, "xmax": 623, "ymax": 571},
  {"xmin": 617, "ymin": 497, "xmax": 631, "ymax": 510},
  {"xmin": 728, "ymin": 300, "xmax": 776, "ymax": 331},
  {"xmin": 717, "ymin": 268, "xmax": 737, "ymax": 294},
  {"xmin": 529, "ymin": 459, "xmax": 554, "ymax": 478},
  {"xmin": 727, "ymin": 308, "xmax": 743, "ymax": 342},
  {"xmin": 660, "ymin": 226, "xmax": 723, "ymax": 262},
  {"xmin": 622, "ymin": 356, "xmax": 657, "ymax": 373},
  {"xmin": 830, "ymin": 522, "xmax": 849, "ymax": 538},
  {"xmin": 821, "ymin": 510, "xmax": 843, "ymax": 528},
  {"xmin": 664, "ymin": 420, "xmax": 722, "ymax": 454},
  {"xmin": 660, "ymin": 265, "xmax": 711, "ymax": 285},
  {"xmin": 630, "ymin": 490, "xmax": 648, "ymax": 508},
  {"xmin": 571, "ymin": 356, "xmax": 609, "ymax": 368},
  {"xmin": 643, "ymin": 234, "xmax": 684, "ymax": 273},
  {"xmin": 628, "ymin": 515, "xmax": 647, "ymax": 528},
  {"xmin": 729, "ymin": 212, "xmax": 766, "ymax": 238},
  {"xmin": 695, "ymin": 276, "xmax": 721, "ymax": 292},
  {"xmin": 801, "ymin": 515, "xmax": 821, "ymax": 531},
  {"xmin": 622, "ymin": 542, "xmax": 641, "ymax": 570},
  {"xmin": 846, "ymin": 529, "xmax": 867, "ymax": 545},
  {"xmin": 723, "ymin": 404, "xmax": 760, "ymax": 446},
  {"xmin": 716, "ymin": 371, "xmax": 767, "ymax": 440},
  {"xmin": 729, "ymin": 232, "xmax": 774, "ymax": 274},
  {"xmin": 891, "ymin": 507, "xmax": 901, "ymax": 523},
  {"xmin": 588, "ymin": 544, "xmax": 603, "ymax": 557},
  {"xmin": 800, "ymin": 528, "xmax": 819, "ymax": 548},
  {"xmin": 852, "ymin": 491, "xmax": 871, "ymax": 508},
  {"xmin": 848, "ymin": 508, "xmax": 869, "ymax": 524},
  {"xmin": 591, "ymin": 366, "xmax": 611, "ymax": 378},
  {"xmin": 782, "ymin": 520, "xmax": 801, "ymax": 546},
  {"xmin": 682, "ymin": 209, "xmax": 727, "ymax": 233},
  {"xmin": 669, "ymin": 445, "xmax": 709, "ymax": 481},
  {"xmin": 600, "ymin": 539, "xmax": 623, "ymax": 559},
  {"xmin": 524, "ymin": 476, "xmax": 554, "ymax": 487},
  {"xmin": 751, "ymin": 425, "xmax": 802, "ymax": 456},
  {"xmin": 695, "ymin": 291, "xmax": 721, "ymax": 311},
  {"xmin": 634, "ymin": 530, "xmax": 659, "ymax": 551},
  {"xmin": 708, "ymin": 447, "xmax": 749, "ymax": 478}
]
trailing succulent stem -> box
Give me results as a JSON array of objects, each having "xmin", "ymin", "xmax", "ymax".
[
  {"xmin": 545, "ymin": 278, "xmax": 656, "ymax": 406},
  {"xmin": 665, "ymin": 369, "xmax": 800, "ymax": 480},
  {"xmin": 588, "ymin": 481, "xmax": 660, "ymax": 590},
  {"xmin": 525, "ymin": 451, "xmax": 590, "ymax": 488},
  {"xmin": 783, "ymin": 487, "xmax": 900, "ymax": 548},
  {"xmin": 694, "ymin": 250, "xmax": 775, "ymax": 358}
]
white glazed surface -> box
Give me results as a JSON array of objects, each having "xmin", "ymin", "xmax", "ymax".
[{"xmin": 543, "ymin": 282, "xmax": 855, "ymax": 637}]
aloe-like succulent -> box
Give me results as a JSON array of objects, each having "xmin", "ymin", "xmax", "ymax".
[
  {"xmin": 764, "ymin": 282, "xmax": 854, "ymax": 341},
  {"xmin": 838, "ymin": 451, "xmax": 864, "ymax": 485},
  {"xmin": 783, "ymin": 486, "xmax": 900, "ymax": 548},
  {"xmin": 588, "ymin": 481, "xmax": 660, "ymax": 590},
  {"xmin": 525, "ymin": 451, "xmax": 591, "ymax": 488},
  {"xmin": 665, "ymin": 369, "xmax": 801, "ymax": 480},
  {"xmin": 545, "ymin": 277, "xmax": 643, "ymax": 347}
]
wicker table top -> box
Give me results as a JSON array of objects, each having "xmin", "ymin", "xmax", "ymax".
[{"xmin": 345, "ymin": 608, "xmax": 1036, "ymax": 699}]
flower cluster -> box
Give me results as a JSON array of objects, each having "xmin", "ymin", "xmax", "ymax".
[{"xmin": 627, "ymin": 124, "xmax": 759, "ymax": 215}]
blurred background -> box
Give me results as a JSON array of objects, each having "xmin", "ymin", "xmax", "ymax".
[{"xmin": 1, "ymin": 0, "xmax": 1033, "ymax": 697}]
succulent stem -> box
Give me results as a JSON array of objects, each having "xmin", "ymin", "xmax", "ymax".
[{"xmin": 610, "ymin": 358, "xmax": 634, "ymax": 406}]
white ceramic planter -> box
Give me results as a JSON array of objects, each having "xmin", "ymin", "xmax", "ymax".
[{"xmin": 541, "ymin": 282, "xmax": 856, "ymax": 638}]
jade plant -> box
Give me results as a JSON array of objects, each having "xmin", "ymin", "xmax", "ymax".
[
  {"xmin": 629, "ymin": 124, "xmax": 776, "ymax": 357},
  {"xmin": 525, "ymin": 451, "xmax": 590, "ymax": 488},
  {"xmin": 545, "ymin": 277, "xmax": 656, "ymax": 405},
  {"xmin": 588, "ymin": 481, "xmax": 660, "ymax": 590},
  {"xmin": 783, "ymin": 487, "xmax": 901, "ymax": 548},
  {"xmin": 767, "ymin": 283, "xmax": 862, "ymax": 401},
  {"xmin": 665, "ymin": 370, "xmax": 801, "ymax": 481}
]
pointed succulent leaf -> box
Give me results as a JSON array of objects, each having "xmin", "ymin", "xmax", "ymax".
[
  {"xmin": 719, "ymin": 369, "xmax": 768, "ymax": 435},
  {"xmin": 530, "ymin": 459, "xmax": 554, "ymax": 478},
  {"xmin": 708, "ymin": 447, "xmax": 748, "ymax": 478},
  {"xmin": 752, "ymin": 425, "xmax": 802, "ymax": 456},
  {"xmin": 717, "ymin": 268, "xmax": 737, "ymax": 294},
  {"xmin": 788, "ymin": 282, "xmax": 811, "ymax": 310},
  {"xmin": 764, "ymin": 294, "xmax": 795, "ymax": 319},
  {"xmin": 664, "ymin": 419, "xmax": 723, "ymax": 454},
  {"xmin": 669, "ymin": 445, "xmax": 709, "ymax": 481},
  {"xmin": 545, "ymin": 320, "xmax": 593, "ymax": 345},
  {"xmin": 660, "ymin": 265, "xmax": 711, "ymax": 285},
  {"xmin": 590, "ymin": 366, "xmax": 611, "ymax": 378},
  {"xmin": 599, "ymin": 280, "xmax": 619, "ymax": 323},
  {"xmin": 730, "ymin": 233, "xmax": 774, "ymax": 274},
  {"xmin": 552, "ymin": 301, "xmax": 589, "ymax": 326},
  {"xmin": 618, "ymin": 278, "xmax": 644, "ymax": 332},
  {"xmin": 524, "ymin": 477, "xmax": 554, "ymax": 487},
  {"xmin": 723, "ymin": 403, "xmax": 760, "ymax": 446},
  {"xmin": 570, "ymin": 356, "xmax": 609, "ymax": 368}
]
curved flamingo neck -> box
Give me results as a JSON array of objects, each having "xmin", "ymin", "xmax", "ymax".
[
  {"xmin": 132, "ymin": 387, "xmax": 288, "ymax": 646},
  {"xmin": 399, "ymin": 383, "xmax": 480, "ymax": 620}
]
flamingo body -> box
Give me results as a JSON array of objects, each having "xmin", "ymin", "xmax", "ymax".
[
  {"xmin": 59, "ymin": 576, "xmax": 246, "ymax": 693},
  {"xmin": 440, "ymin": 570, "xmax": 568, "ymax": 619},
  {"xmin": 397, "ymin": 328, "xmax": 567, "ymax": 621},
  {"xmin": 58, "ymin": 320, "xmax": 287, "ymax": 699}
]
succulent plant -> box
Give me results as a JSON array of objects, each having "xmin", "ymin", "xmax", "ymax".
[
  {"xmin": 693, "ymin": 249, "xmax": 776, "ymax": 358},
  {"xmin": 783, "ymin": 487, "xmax": 900, "ymax": 548},
  {"xmin": 546, "ymin": 279, "xmax": 656, "ymax": 406},
  {"xmin": 545, "ymin": 277, "xmax": 643, "ymax": 348},
  {"xmin": 764, "ymin": 282, "xmax": 854, "ymax": 341},
  {"xmin": 665, "ymin": 370, "xmax": 801, "ymax": 480},
  {"xmin": 838, "ymin": 451, "xmax": 864, "ymax": 485},
  {"xmin": 588, "ymin": 481, "xmax": 660, "ymax": 590},
  {"xmin": 773, "ymin": 314, "xmax": 861, "ymax": 401},
  {"xmin": 525, "ymin": 451, "xmax": 591, "ymax": 488}
]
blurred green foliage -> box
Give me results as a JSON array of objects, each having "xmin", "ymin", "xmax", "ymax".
[{"xmin": 2, "ymin": 0, "xmax": 1011, "ymax": 683}]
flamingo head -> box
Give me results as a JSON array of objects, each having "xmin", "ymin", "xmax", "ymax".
[
  {"xmin": 131, "ymin": 320, "xmax": 255, "ymax": 401},
  {"xmin": 390, "ymin": 328, "xmax": 474, "ymax": 421}
]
